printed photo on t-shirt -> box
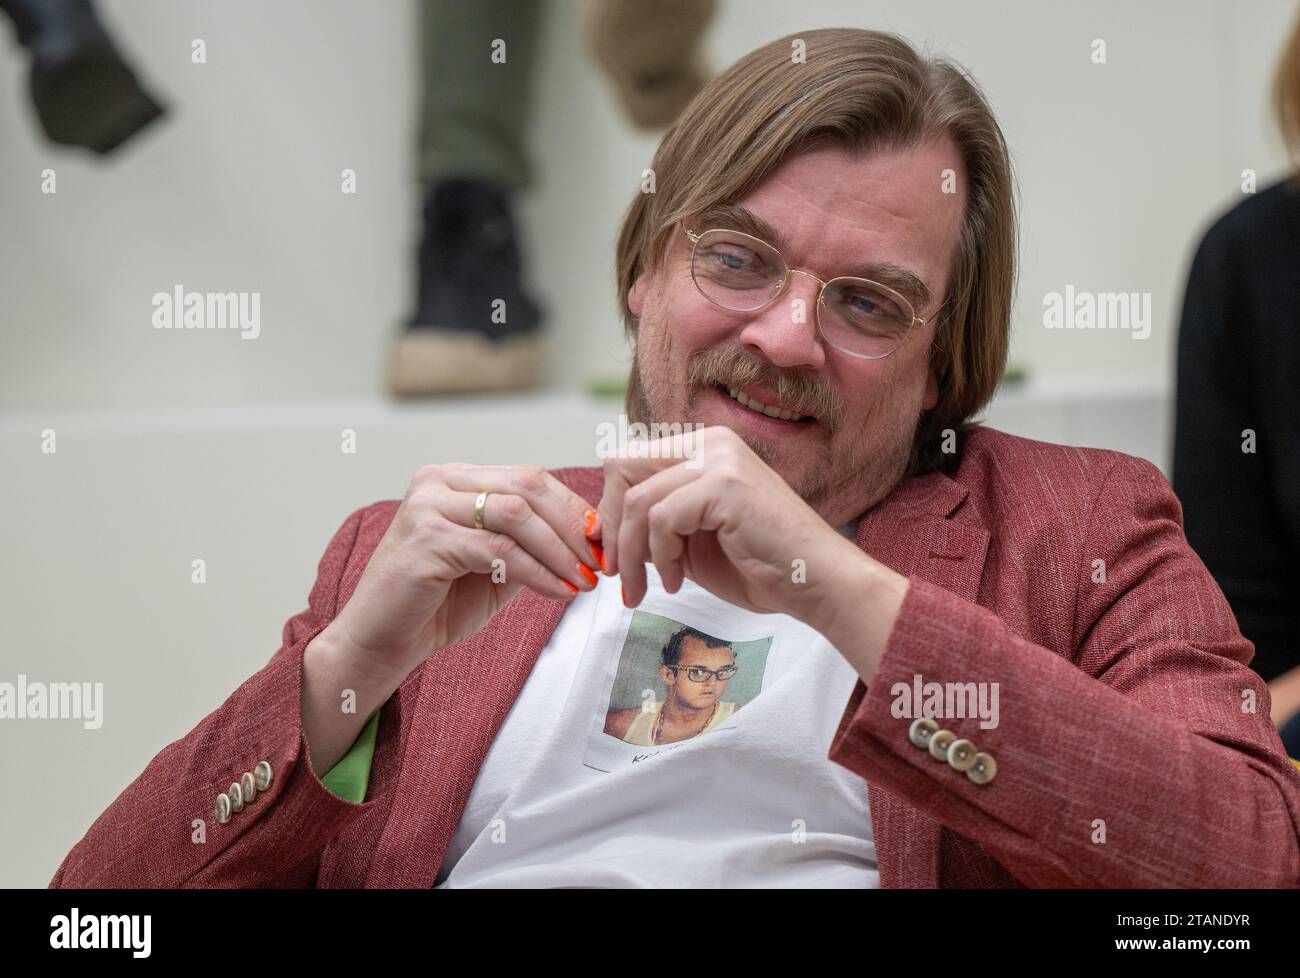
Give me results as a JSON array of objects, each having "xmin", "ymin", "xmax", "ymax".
[{"xmin": 582, "ymin": 606, "xmax": 773, "ymax": 772}]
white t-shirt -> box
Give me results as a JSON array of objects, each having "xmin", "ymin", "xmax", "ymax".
[{"xmin": 433, "ymin": 556, "xmax": 877, "ymax": 888}]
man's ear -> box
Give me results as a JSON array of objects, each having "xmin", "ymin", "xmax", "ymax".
[{"xmin": 628, "ymin": 271, "xmax": 650, "ymax": 317}]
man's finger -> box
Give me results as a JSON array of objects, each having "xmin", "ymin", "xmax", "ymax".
[
  {"xmin": 438, "ymin": 522, "xmax": 580, "ymax": 601},
  {"xmin": 598, "ymin": 455, "xmax": 680, "ymax": 577},
  {"xmin": 616, "ymin": 463, "xmax": 700, "ymax": 604},
  {"xmin": 440, "ymin": 464, "xmax": 599, "ymax": 581},
  {"xmin": 435, "ymin": 490, "xmax": 597, "ymax": 593}
]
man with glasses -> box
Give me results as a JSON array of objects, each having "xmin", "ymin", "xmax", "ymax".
[
  {"xmin": 605, "ymin": 627, "xmax": 741, "ymax": 746},
  {"xmin": 52, "ymin": 28, "xmax": 1300, "ymax": 889}
]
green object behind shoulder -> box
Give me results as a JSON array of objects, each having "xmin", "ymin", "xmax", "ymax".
[{"xmin": 320, "ymin": 709, "xmax": 381, "ymax": 803}]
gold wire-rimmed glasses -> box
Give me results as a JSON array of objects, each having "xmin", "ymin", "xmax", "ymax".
[{"xmin": 684, "ymin": 226, "xmax": 930, "ymax": 360}]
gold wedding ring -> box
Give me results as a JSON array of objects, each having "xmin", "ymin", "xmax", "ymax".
[{"xmin": 473, "ymin": 491, "xmax": 489, "ymax": 529}]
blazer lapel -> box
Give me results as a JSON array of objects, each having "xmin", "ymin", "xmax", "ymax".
[
  {"xmin": 850, "ymin": 470, "xmax": 990, "ymax": 888},
  {"xmin": 363, "ymin": 467, "xmax": 605, "ymax": 888},
  {"xmin": 363, "ymin": 590, "xmax": 571, "ymax": 887}
]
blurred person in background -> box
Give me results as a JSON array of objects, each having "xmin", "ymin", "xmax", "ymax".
[
  {"xmin": 388, "ymin": 0, "xmax": 716, "ymax": 395},
  {"xmin": 0, "ymin": 0, "xmax": 165, "ymax": 153},
  {"xmin": 1173, "ymin": 6, "xmax": 1300, "ymax": 758}
]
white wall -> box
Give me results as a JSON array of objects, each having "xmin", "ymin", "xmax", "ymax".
[
  {"xmin": 2, "ymin": 0, "xmax": 1295, "ymax": 409},
  {"xmin": 1, "ymin": 0, "xmax": 1295, "ymax": 887}
]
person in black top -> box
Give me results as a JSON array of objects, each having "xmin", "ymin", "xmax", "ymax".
[{"xmin": 1173, "ymin": 9, "xmax": 1300, "ymax": 756}]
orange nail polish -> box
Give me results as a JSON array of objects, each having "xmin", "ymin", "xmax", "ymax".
[
  {"xmin": 578, "ymin": 564, "xmax": 598, "ymax": 587},
  {"xmin": 584, "ymin": 509, "xmax": 599, "ymax": 539},
  {"xmin": 563, "ymin": 580, "xmax": 579, "ymax": 594},
  {"xmin": 621, "ymin": 583, "xmax": 628, "ymax": 606},
  {"xmin": 590, "ymin": 542, "xmax": 605, "ymax": 571}
]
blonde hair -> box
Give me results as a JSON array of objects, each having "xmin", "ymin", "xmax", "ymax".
[
  {"xmin": 1274, "ymin": 7, "xmax": 1300, "ymax": 176},
  {"xmin": 615, "ymin": 28, "xmax": 1017, "ymax": 475}
]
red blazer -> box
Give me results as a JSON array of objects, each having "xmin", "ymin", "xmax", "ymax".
[{"xmin": 49, "ymin": 426, "xmax": 1300, "ymax": 887}]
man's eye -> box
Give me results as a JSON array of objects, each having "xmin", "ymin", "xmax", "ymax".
[
  {"xmin": 707, "ymin": 247, "xmax": 756, "ymax": 270},
  {"xmin": 831, "ymin": 284, "xmax": 906, "ymax": 323}
]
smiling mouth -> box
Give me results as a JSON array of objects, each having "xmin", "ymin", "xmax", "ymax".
[{"xmin": 714, "ymin": 384, "xmax": 814, "ymax": 424}]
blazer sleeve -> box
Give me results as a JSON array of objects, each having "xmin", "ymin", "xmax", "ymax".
[
  {"xmin": 49, "ymin": 505, "xmax": 391, "ymax": 888},
  {"xmin": 828, "ymin": 453, "xmax": 1300, "ymax": 887}
]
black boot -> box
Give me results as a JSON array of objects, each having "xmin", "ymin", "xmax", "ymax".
[
  {"xmin": 389, "ymin": 178, "xmax": 546, "ymax": 395},
  {"xmin": 0, "ymin": 0, "xmax": 166, "ymax": 154}
]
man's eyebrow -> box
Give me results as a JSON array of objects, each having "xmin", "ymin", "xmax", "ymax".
[
  {"xmin": 691, "ymin": 203, "xmax": 934, "ymax": 314},
  {"xmin": 694, "ymin": 203, "xmax": 787, "ymax": 249}
]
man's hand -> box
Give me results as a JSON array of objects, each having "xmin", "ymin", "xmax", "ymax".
[
  {"xmin": 303, "ymin": 462, "xmax": 603, "ymax": 775},
  {"xmin": 330, "ymin": 463, "xmax": 601, "ymax": 681},
  {"xmin": 594, "ymin": 426, "xmax": 906, "ymax": 682}
]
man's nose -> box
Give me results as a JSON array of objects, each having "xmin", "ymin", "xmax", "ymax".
[{"xmin": 735, "ymin": 269, "xmax": 828, "ymax": 371}]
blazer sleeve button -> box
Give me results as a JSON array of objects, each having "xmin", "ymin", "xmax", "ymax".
[
  {"xmin": 928, "ymin": 728, "xmax": 957, "ymax": 760},
  {"xmin": 253, "ymin": 760, "xmax": 273, "ymax": 792},
  {"xmin": 214, "ymin": 792, "xmax": 232, "ymax": 825},
  {"xmin": 228, "ymin": 781, "xmax": 244, "ymax": 813},
  {"xmin": 240, "ymin": 771, "xmax": 258, "ymax": 804},
  {"xmin": 947, "ymin": 738, "xmax": 977, "ymax": 772},
  {"xmin": 908, "ymin": 717, "xmax": 939, "ymax": 749},
  {"xmin": 967, "ymin": 751, "xmax": 998, "ymax": 785}
]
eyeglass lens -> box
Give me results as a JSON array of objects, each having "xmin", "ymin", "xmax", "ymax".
[{"xmin": 690, "ymin": 228, "xmax": 915, "ymax": 358}]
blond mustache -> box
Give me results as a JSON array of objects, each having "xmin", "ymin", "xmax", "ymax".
[{"xmin": 686, "ymin": 349, "xmax": 843, "ymax": 430}]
